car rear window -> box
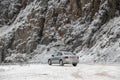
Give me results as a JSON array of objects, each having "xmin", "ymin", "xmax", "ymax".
[{"xmin": 64, "ymin": 52, "xmax": 74, "ymax": 55}]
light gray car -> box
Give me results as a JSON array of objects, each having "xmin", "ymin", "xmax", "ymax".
[{"xmin": 48, "ymin": 51, "xmax": 79, "ymax": 66}]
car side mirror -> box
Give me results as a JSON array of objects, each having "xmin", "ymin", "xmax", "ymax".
[{"xmin": 52, "ymin": 55, "xmax": 54, "ymax": 57}]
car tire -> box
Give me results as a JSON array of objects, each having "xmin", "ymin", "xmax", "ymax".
[
  {"xmin": 59, "ymin": 60, "xmax": 64, "ymax": 66},
  {"xmin": 48, "ymin": 59, "xmax": 52, "ymax": 65},
  {"xmin": 72, "ymin": 63, "xmax": 77, "ymax": 66}
]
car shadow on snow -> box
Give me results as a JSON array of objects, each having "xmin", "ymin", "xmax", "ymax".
[{"xmin": 48, "ymin": 64, "xmax": 77, "ymax": 67}]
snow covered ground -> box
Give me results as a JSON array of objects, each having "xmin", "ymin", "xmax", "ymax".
[{"xmin": 0, "ymin": 64, "xmax": 120, "ymax": 80}]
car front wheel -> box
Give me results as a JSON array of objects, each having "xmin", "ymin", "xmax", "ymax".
[
  {"xmin": 48, "ymin": 59, "xmax": 52, "ymax": 65},
  {"xmin": 59, "ymin": 60, "xmax": 64, "ymax": 66},
  {"xmin": 72, "ymin": 63, "xmax": 77, "ymax": 66}
]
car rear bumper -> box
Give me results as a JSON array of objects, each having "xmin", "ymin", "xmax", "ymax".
[{"xmin": 63, "ymin": 59, "xmax": 79, "ymax": 64}]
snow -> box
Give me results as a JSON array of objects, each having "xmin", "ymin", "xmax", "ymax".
[
  {"xmin": 0, "ymin": 25, "xmax": 13, "ymax": 37},
  {"xmin": 0, "ymin": 64, "xmax": 120, "ymax": 80},
  {"xmin": 29, "ymin": 45, "xmax": 58, "ymax": 64}
]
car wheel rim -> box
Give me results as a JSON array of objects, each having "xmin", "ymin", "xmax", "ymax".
[
  {"xmin": 48, "ymin": 60, "xmax": 51, "ymax": 65},
  {"xmin": 60, "ymin": 61, "xmax": 63, "ymax": 65},
  {"xmin": 60, "ymin": 61, "xmax": 62, "ymax": 65}
]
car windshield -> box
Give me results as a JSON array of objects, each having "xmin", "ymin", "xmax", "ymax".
[{"xmin": 63, "ymin": 52, "xmax": 75, "ymax": 55}]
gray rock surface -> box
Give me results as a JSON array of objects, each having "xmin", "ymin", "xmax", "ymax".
[{"xmin": 0, "ymin": 0, "xmax": 120, "ymax": 63}]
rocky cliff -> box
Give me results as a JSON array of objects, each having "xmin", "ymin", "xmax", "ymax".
[{"xmin": 0, "ymin": 0, "xmax": 120, "ymax": 63}]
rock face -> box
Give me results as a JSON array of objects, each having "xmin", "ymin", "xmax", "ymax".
[{"xmin": 0, "ymin": 0, "xmax": 120, "ymax": 63}]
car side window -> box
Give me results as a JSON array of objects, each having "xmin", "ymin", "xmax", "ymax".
[{"xmin": 57, "ymin": 52, "xmax": 62, "ymax": 56}]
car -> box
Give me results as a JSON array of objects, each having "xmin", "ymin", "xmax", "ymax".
[{"xmin": 48, "ymin": 51, "xmax": 79, "ymax": 66}]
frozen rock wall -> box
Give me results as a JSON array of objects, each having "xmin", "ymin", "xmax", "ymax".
[{"xmin": 0, "ymin": 0, "xmax": 120, "ymax": 63}]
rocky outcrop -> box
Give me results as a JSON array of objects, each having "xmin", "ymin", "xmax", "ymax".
[
  {"xmin": 0, "ymin": 0, "xmax": 120, "ymax": 63},
  {"xmin": 0, "ymin": 0, "xmax": 31, "ymax": 27}
]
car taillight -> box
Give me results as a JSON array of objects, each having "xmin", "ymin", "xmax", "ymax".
[
  {"xmin": 77, "ymin": 56, "xmax": 79, "ymax": 59},
  {"xmin": 64, "ymin": 56, "xmax": 68, "ymax": 59}
]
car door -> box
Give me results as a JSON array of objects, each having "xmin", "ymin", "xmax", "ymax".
[
  {"xmin": 51, "ymin": 53, "xmax": 57, "ymax": 64},
  {"xmin": 55, "ymin": 52, "xmax": 63, "ymax": 64}
]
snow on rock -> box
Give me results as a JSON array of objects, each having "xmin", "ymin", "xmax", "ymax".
[
  {"xmin": 0, "ymin": 0, "xmax": 120, "ymax": 64},
  {"xmin": 78, "ymin": 17, "xmax": 120, "ymax": 63}
]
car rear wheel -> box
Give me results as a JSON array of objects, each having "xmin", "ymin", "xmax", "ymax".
[
  {"xmin": 48, "ymin": 59, "xmax": 52, "ymax": 65},
  {"xmin": 72, "ymin": 63, "xmax": 77, "ymax": 66},
  {"xmin": 59, "ymin": 60, "xmax": 64, "ymax": 66}
]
